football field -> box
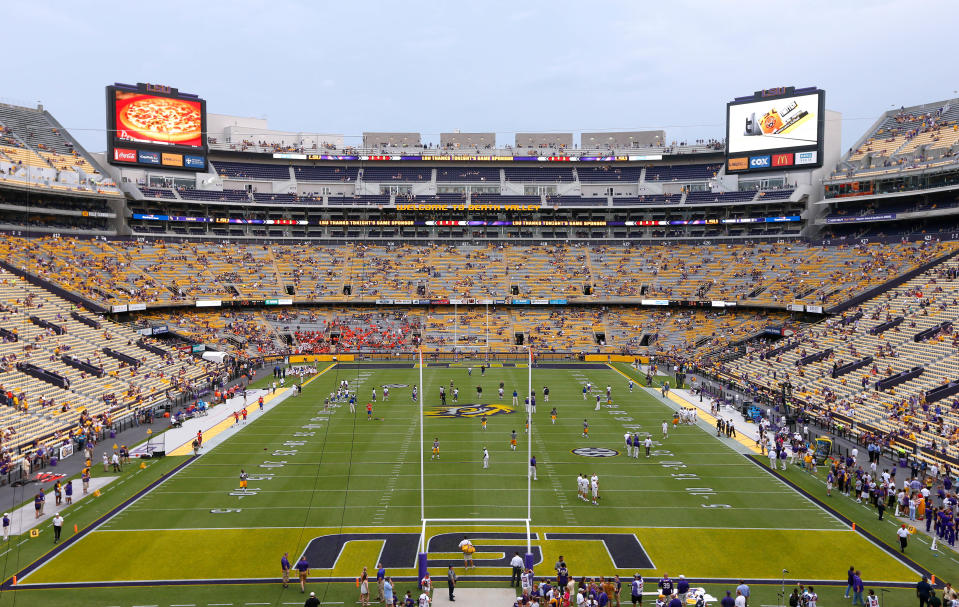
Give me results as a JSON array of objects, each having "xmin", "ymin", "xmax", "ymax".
[{"xmin": 2, "ymin": 361, "xmax": 922, "ymax": 605}]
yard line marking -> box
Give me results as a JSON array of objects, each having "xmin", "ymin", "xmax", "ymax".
[
  {"xmin": 110, "ymin": 504, "xmax": 830, "ymax": 512},
  {"xmin": 92, "ymin": 524, "xmax": 851, "ymax": 532}
]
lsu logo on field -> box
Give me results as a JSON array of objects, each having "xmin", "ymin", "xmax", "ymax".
[
  {"xmin": 571, "ymin": 447, "xmax": 619, "ymax": 458},
  {"xmin": 425, "ymin": 404, "xmax": 514, "ymax": 418},
  {"xmin": 748, "ymin": 155, "xmax": 771, "ymax": 168}
]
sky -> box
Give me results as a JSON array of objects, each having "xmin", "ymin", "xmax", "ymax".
[{"xmin": 3, "ymin": 0, "xmax": 958, "ymax": 153}]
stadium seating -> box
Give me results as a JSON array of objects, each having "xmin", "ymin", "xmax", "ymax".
[
  {"xmin": 141, "ymin": 303, "xmax": 780, "ymax": 359},
  {"xmin": 715, "ymin": 258, "xmax": 959, "ymax": 459},
  {"xmin": 212, "ymin": 161, "xmax": 291, "ymax": 180},
  {"xmin": 644, "ymin": 164, "xmax": 721, "ymax": 182},
  {"xmin": 503, "ymin": 167, "xmax": 574, "ymax": 182},
  {"xmin": 137, "ymin": 187, "xmax": 178, "ymax": 199},
  {"xmin": 177, "ymin": 188, "xmax": 250, "ymax": 202},
  {"xmin": 361, "ymin": 167, "xmax": 432, "ymax": 182},
  {"xmin": 0, "ymin": 270, "xmax": 214, "ymax": 460},
  {"xmin": 293, "ymin": 166, "xmax": 359, "ymax": 182},
  {"xmin": 435, "ymin": 167, "xmax": 501, "ymax": 182},
  {"xmin": 577, "ymin": 166, "xmax": 645, "ymax": 182},
  {"xmin": 685, "ymin": 190, "xmax": 756, "ymax": 204},
  {"xmin": 1, "ymin": 237, "xmax": 952, "ymax": 311},
  {"xmin": 0, "ymin": 144, "xmax": 50, "ymax": 169}
]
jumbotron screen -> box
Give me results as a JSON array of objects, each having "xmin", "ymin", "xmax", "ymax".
[
  {"xmin": 106, "ymin": 83, "xmax": 207, "ymax": 171},
  {"xmin": 114, "ymin": 91, "xmax": 203, "ymax": 147},
  {"xmin": 725, "ymin": 87, "xmax": 824, "ymax": 173}
]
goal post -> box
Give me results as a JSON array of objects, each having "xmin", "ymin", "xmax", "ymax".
[
  {"xmin": 416, "ymin": 346, "xmax": 535, "ymax": 583},
  {"xmin": 417, "ymin": 517, "xmax": 535, "ymax": 584}
]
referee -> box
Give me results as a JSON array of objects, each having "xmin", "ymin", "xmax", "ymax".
[{"xmin": 510, "ymin": 552, "xmax": 524, "ymax": 586}]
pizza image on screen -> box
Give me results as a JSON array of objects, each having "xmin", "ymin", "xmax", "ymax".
[{"xmin": 115, "ymin": 92, "xmax": 203, "ymax": 147}]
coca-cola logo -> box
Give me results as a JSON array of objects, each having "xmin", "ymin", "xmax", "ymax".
[{"xmin": 113, "ymin": 148, "xmax": 136, "ymax": 162}]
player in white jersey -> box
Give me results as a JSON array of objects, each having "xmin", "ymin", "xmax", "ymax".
[
  {"xmin": 383, "ymin": 386, "xmax": 389, "ymax": 401},
  {"xmin": 498, "ymin": 386, "xmax": 504, "ymax": 400},
  {"xmin": 577, "ymin": 474, "xmax": 588, "ymax": 501},
  {"xmin": 453, "ymin": 388, "xmax": 459, "ymax": 403},
  {"xmin": 595, "ymin": 394, "xmax": 602, "ymax": 411},
  {"xmin": 644, "ymin": 435, "xmax": 652, "ymax": 458},
  {"xmin": 590, "ymin": 474, "xmax": 599, "ymax": 505},
  {"xmin": 628, "ymin": 379, "xmax": 634, "ymax": 392},
  {"xmin": 662, "ymin": 420, "xmax": 668, "ymax": 439},
  {"xmin": 482, "ymin": 447, "xmax": 489, "ymax": 469}
]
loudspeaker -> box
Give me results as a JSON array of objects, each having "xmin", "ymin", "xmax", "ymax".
[{"xmin": 152, "ymin": 450, "xmax": 166, "ymax": 458}]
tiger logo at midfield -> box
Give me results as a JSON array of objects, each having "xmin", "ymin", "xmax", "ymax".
[{"xmin": 425, "ymin": 404, "xmax": 515, "ymax": 418}]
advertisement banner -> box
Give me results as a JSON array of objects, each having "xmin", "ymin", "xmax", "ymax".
[
  {"xmin": 184, "ymin": 155, "xmax": 205, "ymax": 168},
  {"xmin": 727, "ymin": 92, "xmax": 822, "ymax": 155},
  {"xmin": 113, "ymin": 148, "xmax": 136, "ymax": 162},
  {"xmin": 137, "ymin": 151, "xmax": 160, "ymax": 165},
  {"xmin": 114, "ymin": 90, "xmax": 203, "ymax": 148},
  {"xmin": 161, "ymin": 153, "xmax": 183, "ymax": 167},
  {"xmin": 59, "ymin": 443, "xmax": 74, "ymax": 461}
]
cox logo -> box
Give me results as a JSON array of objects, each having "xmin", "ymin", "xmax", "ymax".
[{"xmin": 749, "ymin": 155, "xmax": 771, "ymax": 168}]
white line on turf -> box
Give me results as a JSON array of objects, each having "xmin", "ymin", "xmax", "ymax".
[
  {"xmin": 92, "ymin": 524, "xmax": 849, "ymax": 532},
  {"xmin": 112, "ymin": 504, "xmax": 831, "ymax": 512}
]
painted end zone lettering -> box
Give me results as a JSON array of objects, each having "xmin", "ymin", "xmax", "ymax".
[
  {"xmin": 427, "ymin": 532, "xmax": 542, "ymax": 568},
  {"xmin": 544, "ymin": 533, "xmax": 654, "ymax": 569},
  {"xmin": 298, "ymin": 532, "xmax": 650, "ymax": 571},
  {"xmin": 301, "ymin": 533, "xmax": 420, "ymax": 568}
]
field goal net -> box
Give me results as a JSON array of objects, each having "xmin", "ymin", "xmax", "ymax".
[{"xmin": 416, "ymin": 348, "xmax": 535, "ymax": 580}]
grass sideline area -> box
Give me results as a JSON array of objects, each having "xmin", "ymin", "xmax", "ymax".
[{"xmin": 0, "ymin": 361, "xmax": 929, "ymax": 606}]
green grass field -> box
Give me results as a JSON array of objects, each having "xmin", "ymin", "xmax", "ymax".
[{"xmin": 0, "ymin": 361, "xmax": 930, "ymax": 606}]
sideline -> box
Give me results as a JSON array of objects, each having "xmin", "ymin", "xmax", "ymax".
[{"xmin": 167, "ymin": 363, "xmax": 336, "ymax": 456}]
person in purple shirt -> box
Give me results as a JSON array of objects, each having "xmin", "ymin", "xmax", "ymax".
[
  {"xmin": 376, "ymin": 562, "xmax": 387, "ymax": 602},
  {"xmin": 659, "ymin": 575, "xmax": 674, "ymax": 596},
  {"xmin": 598, "ymin": 589, "xmax": 609, "ymax": 607},
  {"xmin": 851, "ymin": 571, "xmax": 864, "ymax": 606},
  {"xmin": 677, "ymin": 575, "xmax": 689, "ymax": 595},
  {"xmin": 280, "ymin": 552, "xmax": 291, "ymax": 588},
  {"xmin": 295, "ymin": 555, "xmax": 310, "ymax": 593},
  {"xmin": 668, "ymin": 593, "xmax": 683, "ymax": 607},
  {"xmin": 720, "ymin": 590, "xmax": 736, "ymax": 607}
]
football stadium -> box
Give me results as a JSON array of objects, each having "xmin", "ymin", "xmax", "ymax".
[{"xmin": 2, "ymin": 4, "xmax": 959, "ymax": 607}]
